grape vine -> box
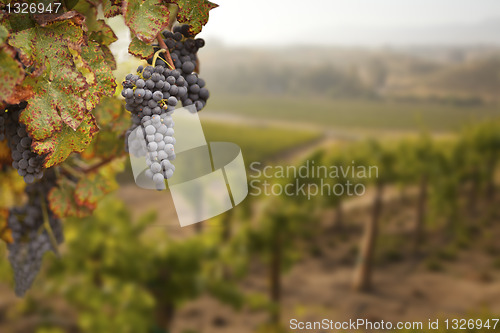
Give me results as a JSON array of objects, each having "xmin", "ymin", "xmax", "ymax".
[{"xmin": 0, "ymin": 0, "xmax": 218, "ymax": 296}]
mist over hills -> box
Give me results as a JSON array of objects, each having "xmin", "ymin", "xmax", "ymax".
[
  {"xmin": 311, "ymin": 18, "xmax": 500, "ymax": 46},
  {"xmin": 205, "ymin": 18, "xmax": 500, "ymax": 47},
  {"xmin": 199, "ymin": 44, "xmax": 500, "ymax": 103}
]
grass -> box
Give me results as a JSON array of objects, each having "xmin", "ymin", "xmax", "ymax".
[
  {"xmin": 201, "ymin": 121, "xmax": 322, "ymax": 164},
  {"xmin": 206, "ymin": 94, "xmax": 500, "ymax": 132}
]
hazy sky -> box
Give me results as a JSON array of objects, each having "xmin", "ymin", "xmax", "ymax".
[{"xmin": 198, "ymin": 0, "xmax": 500, "ymax": 46}]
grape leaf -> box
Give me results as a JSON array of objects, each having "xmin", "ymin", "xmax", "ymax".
[
  {"xmin": 75, "ymin": 172, "xmax": 118, "ymax": 210},
  {"xmin": 128, "ymin": 36, "xmax": 154, "ymax": 59},
  {"xmin": 89, "ymin": 19, "xmax": 117, "ymax": 46},
  {"xmin": 101, "ymin": 45, "xmax": 117, "ymax": 70},
  {"xmin": 0, "ymin": 24, "xmax": 8, "ymax": 43},
  {"xmin": 20, "ymin": 59, "xmax": 88, "ymax": 141},
  {"xmin": 32, "ymin": 10, "xmax": 85, "ymax": 27},
  {"xmin": 123, "ymin": 0, "xmax": 170, "ymax": 43},
  {"xmin": 8, "ymin": 14, "xmax": 86, "ymax": 67},
  {"xmin": 32, "ymin": 113, "xmax": 99, "ymax": 168},
  {"xmin": 92, "ymin": 96, "xmax": 125, "ymax": 128},
  {"xmin": 72, "ymin": 2, "xmax": 118, "ymax": 70},
  {"xmin": 48, "ymin": 179, "xmax": 93, "ymax": 218},
  {"xmin": 171, "ymin": 0, "xmax": 218, "ymax": 35},
  {"xmin": 9, "ymin": 16, "xmax": 89, "ymax": 134},
  {"xmin": 102, "ymin": 0, "xmax": 122, "ymax": 18},
  {"xmin": 63, "ymin": 0, "xmax": 80, "ymax": 10},
  {"xmin": 74, "ymin": 1, "xmax": 117, "ymax": 47},
  {"xmin": 0, "ymin": 42, "xmax": 25, "ymax": 105},
  {"xmin": 78, "ymin": 41, "xmax": 117, "ymax": 110},
  {"xmin": 82, "ymin": 97, "xmax": 127, "ymax": 159}
]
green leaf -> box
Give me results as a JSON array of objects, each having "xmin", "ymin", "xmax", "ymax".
[
  {"xmin": 89, "ymin": 19, "xmax": 118, "ymax": 46},
  {"xmin": 171, "ymin": 0, "xmax": 218, "ymax": 35},
  {"xmin": 73, "ymin": 1, "xmax": 117, "ymax": 46},
  {"xmin": 123, "ymin": 0, "xmax": 170, "ymax": 43},
  {"xmin": 63, "ymin": 0, "xmax": 80, "ymax": 10},
  {"xmin": 48, "ymin": 178, "xmax": 93, "ymax": 218},
  {"xmin": 79, "ymin": 41, "xmax": 117, "ymax": 110},
  {"xmin": 128, "ymin": 36, "xmax": 154, "ymax": 59},
  {"xmin": 100, "ymin": 45, "xmax": 117, "ymax": 70},
  {"xmin": 32, "ymin": 113, "xmax": 99, "ymax": 168},
  {"xmin": 82, "ymin": 97, "xmax": 128, "ymax": 159},
  {"xmin": 0, "ymin": 25, "xmax": 9, "ymax": 43}
]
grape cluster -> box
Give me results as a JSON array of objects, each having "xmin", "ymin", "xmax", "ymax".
[
  {"xmin": 3, "ymin": 103, "xmax": 45, "ymax": 183},
  {"xmin": 128, "ymin": 113, "xmax": 176, "ymax": 189},
  {"xmin": 124, "ymin": 25, "xmax": 211, "ymax": 185},
  {"xmin": 148, "ymin": 24, "xmax": 210, "ymax": 112},
  {"xmin": 7, "ymin": 170, "xmax": 64, "ymax": 297},
  {"xmin": 122, "ymin": 65, "xmax": 185, "ymax": 187}
]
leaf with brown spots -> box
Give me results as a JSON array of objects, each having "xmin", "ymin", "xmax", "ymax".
[
  {"xmin": 32, "ymin": 10, "xmax": 85, "ymax": 27},
  {"xmin": 171, "ymin": 0, "xmax": 218, "ymax": 35},
  {"xmin": 8, "ymin": 17, "xmax": 90, "ymax": 135},
  {"xmin": 19, "ymin": 57, "xmax": 88, "ymax": 140},
  {"xmin": 102, "ymin": 0, "xmax": 123, "ymax": 18},
  {"xmin": 48, "ymin": 179, "xmax": 93, "ymax": 218},
  {"xmin": 0, "ymin": 42, "xmax": 25, "ymax": 105},
  {"xmin": 32, "ymin": 113, "xmax": 99, "ymax": 168},
  {"xmin": 75, "ymin": 171, "xmax": 118, "ymax": 210},
  {"xmin": 123, "ymin": 0, "xmax": 170, "ymax": 43},
  {"xmin": 101, "ymin": 45, "xmax": 117, "ymax": 70},
  {"xmin": 128, "ymin": 36, "xmax": 154, "ymax": 59},
  {"xmin": 78, "ymin": 41, "xmax": 117, "ymax": 111}
]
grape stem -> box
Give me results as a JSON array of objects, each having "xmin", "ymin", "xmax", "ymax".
[{"xmin": 156, "ymin": 33, "xmax": 175, "ymax": 69}]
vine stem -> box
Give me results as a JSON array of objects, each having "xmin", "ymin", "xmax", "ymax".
[
  {"xmin": 80, "ymin": 157, "xmax": 116, "ymax": 174},
  {"xmin": 156, "ymin": 33, "xmax": 175, "ymax": 69},
  {"xmin": 60, "ymin": 157, "xmax": 116, "ymax": 178},
  {"xmin": 40, "ymin": 194, "xmax": 60, "ymax": 257}
]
